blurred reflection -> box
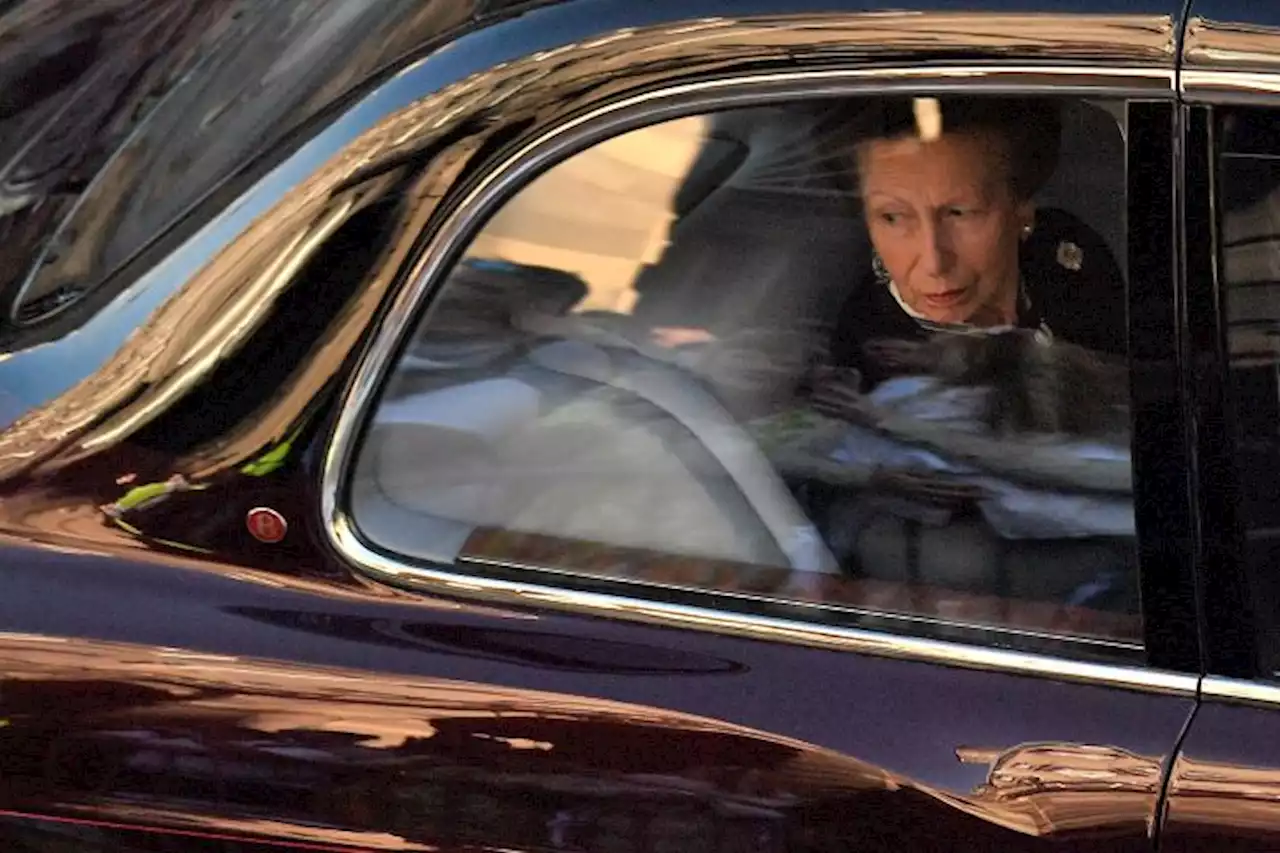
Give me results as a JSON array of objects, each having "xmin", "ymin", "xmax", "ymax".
[
  {"xmin": 0, "ymin": 0, "xmax": 241, "ymax": 319},
  {"xmin": 1168, "ymin": 755, "xmax": 1280, "ymax": 833},
  {"xmin": 1, "ymin": 0, "xmax": 469, "ymax": 326},
  {"xmin": 460, "ymin": 529, "xmax": 1142, "ymax": 644},
  {"xmin": 956, "ymin": 743, "xmax": 1159, "ymax": 836},
  {"xmin": 0, "ymin": 814, "xmax": 362, "ymax": 853},
  {"xmin": 1, "ymin": 632, "xmax": 1182, "ymax": 850},
  {"xmin": 0, "ymin": 633, "xmax": 897, "ymax": 850},
  {"xmin": 467, "ymin": 115, "xmax": 710, "ymax": 312},
  {"xmin": 1185, "ymin": 18, "xmax": 1280, "ymax": 72},
  {"xmin": 1213, "ymin": 108, "xmax": 1280, "ymax": 676}
]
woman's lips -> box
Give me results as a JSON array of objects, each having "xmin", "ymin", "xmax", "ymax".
[{"xmin": 920, "ymin": 288, "xmax": 969, "ymax": 307}]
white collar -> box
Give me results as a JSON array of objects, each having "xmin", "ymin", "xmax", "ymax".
[{"xmin": 887, "ymin": 279, "xmax": 1052, "ymax": 342}]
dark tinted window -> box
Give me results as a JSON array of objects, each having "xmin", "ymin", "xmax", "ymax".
[{"xmin": 1216, "ymin": 106, "xmax": 1280, "ymax": 676}]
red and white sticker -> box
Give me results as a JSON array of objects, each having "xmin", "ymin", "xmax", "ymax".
[{"xmin": 246, "ymin": 507, "xmax": 288, "ymax": 544}]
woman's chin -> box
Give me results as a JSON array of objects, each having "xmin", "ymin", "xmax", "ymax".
[{"xmin": 917, "ymin": 306, "xmax": 976, "ymax": 326}]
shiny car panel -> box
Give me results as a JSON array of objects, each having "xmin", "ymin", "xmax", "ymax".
[
  {"xmin": 0, "ymin": 0, "xmax": 1276, "ymax": 850},
  {"xmin": 0, "ymin": 625, "xmax": 1192, "ymax": 851}
]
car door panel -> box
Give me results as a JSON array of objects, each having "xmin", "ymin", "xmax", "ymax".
[
  {"xmin": 0, "ymin": 547, "xmax": 1194, "ymax": 852},
  {"xmin": 1160, "ymin": 694, "xmax": 1280, "ymax": 852},
  {"xmin": 1170, "ymin": 10, "xmax": 1280, "ymax": 851}
]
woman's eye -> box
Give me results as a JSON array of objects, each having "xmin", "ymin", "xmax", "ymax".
[
  {"xmin": 945, "ymin": 207, "xmax": 968, "ymax": 218},
  {"xmin": 879, "ymin": 212, "xmax": 904, "ymax": 225}
]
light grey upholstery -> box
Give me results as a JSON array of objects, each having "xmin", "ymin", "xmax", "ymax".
[{"xmin": 355, "ymin": 340, "xmax": 838, "ymax": 573}]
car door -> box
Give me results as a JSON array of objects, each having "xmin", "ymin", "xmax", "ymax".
[
  {"xmin": 0, "ymin": 4, "xmax": 1199, "ymax": 853},
  {"xmin": 1161, "ymin": 6, "xmax": 1280, "ymax": 850}
]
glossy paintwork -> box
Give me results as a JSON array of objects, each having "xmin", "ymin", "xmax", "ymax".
[
  {"xmin": 1161, "ymin": 697, "xmax": 1280, "ymax": 852},
  {"xmin": 1160, "ymin": 7, "xmax": 1280, "ymax": 848},
  {"xmin": 1183, "ymin": 8, "xmax": 1280, "ymax": 102},
  {"xmin": 0, "ymin": 0, "xmax": 241, "ymax": 324},
  {"xmin": 0, "ymin": 0, "xmax": 1271, "ymax": 850},
  {"xmin": 0, "ymin": 1, "xmax": 478, "ymax": 347},
  {"xmin": 0, "ymin": 560, "xmax": 1191, "ymax": 850}
]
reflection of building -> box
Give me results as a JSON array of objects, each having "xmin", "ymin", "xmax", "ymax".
[
  {"xmin": 967, "ymin": 742, "xmax": 1280, "ymax": 838},
  {"xmin": 468, "ymin": 117, "xmax": 708, "ymax": 312},
  {"xmin": 0, "ymin": 633, "xmax": 891, "ymax": 851},
  {"xmin": 17, "ymin": 632, "xmax": 1280, "ymax": 847},
  {"xmin": 954, "ymin": 743, "xmax": 1160, "ymax": 837},
  {"xmin": 0, "ymin": 633, "xmax": 1201, "ymax": 850}
]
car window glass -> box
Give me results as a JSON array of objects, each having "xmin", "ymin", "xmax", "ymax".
[
  {"xmin": 348, "ymin": 95, "xmax": 1140, "ymax": 654},
  {"xmin": 1215, "ymin": 106, "xmax": 1280, "ymax": 677}
]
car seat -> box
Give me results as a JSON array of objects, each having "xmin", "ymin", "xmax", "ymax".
[
  {"xmin": 1035, "ymin": 99, "xmax": 1127, "ymax": 275},
  {"xmin": 629, "ymin": 102, "xmax": 867, "ymax": 352}
]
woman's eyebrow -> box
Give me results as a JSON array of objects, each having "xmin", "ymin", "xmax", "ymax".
[{"xmin": 863, "ymin": 190, "xmax": 910, "ymax": 204}]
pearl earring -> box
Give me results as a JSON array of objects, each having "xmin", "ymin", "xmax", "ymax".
[{"xmin": 1021, "ymin": 223, "xmax": 1034, "ymax": 240}]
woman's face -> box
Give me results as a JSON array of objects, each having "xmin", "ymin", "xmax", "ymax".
[{"xmin": 858, "ymin": 129, "xmax": 1033, "ymax": 326}]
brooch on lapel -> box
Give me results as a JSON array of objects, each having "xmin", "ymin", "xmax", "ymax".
[{"xmin": 1056, "ymin": 241, "xmax": 1084, "ymax": 272}]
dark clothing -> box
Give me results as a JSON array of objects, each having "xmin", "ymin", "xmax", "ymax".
[{"xmin": 829, "ymin": 207, "xmax": 1127, "ymax": 388}]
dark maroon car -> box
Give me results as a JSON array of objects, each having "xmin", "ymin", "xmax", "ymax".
[{"xmin": 2, "ymin": 0, "xmax": 1280, "ymax": 850}]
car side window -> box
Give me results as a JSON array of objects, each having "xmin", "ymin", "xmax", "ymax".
[
  {"xmin": 1215, "ymin": 106, "xmax": 1280, "ymax": 676},
  {"xmin": 347, "ymin": 95, "xmax": 1142, "ymax": 654}
]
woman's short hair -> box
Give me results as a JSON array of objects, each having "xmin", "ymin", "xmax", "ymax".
[{"xmin": 830, "ymin": 96, "xmax": 1063, "ymax": 201}]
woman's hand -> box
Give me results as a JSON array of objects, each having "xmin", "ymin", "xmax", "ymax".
[{"xmin": 809, "ymin": 365, "xmax": 876, "ymax": 425}]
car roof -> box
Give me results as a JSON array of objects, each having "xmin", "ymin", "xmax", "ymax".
[{"xmin": 475, "ymin": 0, "xmax": 1191, "ymax": 26}]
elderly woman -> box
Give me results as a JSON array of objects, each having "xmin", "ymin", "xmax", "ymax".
[
  {"xmin": 781, "ymin": 97, "xmax": 1137, "ymax": 607},
  {"xmin": 827, "ymin": 96, "xmax": 1127, "ymax": 390}
]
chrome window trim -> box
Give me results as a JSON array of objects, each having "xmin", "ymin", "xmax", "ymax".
[
  {"xmin": 337, "ymin": 532, "xmax": 1195, "ymax": 695},
  {"xmin": 322, "ymin": 63, "xmax": 1185, "ymax": 692},
  {"xmin": 1182, "ymin": 71, "xmax": 1280, "ymax": 103},
  {"xmin": 1201, "ymin": 676, "xmax": 1280, "ymax": 707},
  {"xmin": 460, "ymin": 551, "xmax": 1137, "ymax": 651}
]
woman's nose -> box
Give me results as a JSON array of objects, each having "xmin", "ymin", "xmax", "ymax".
[{"xmin": 918, "ymin": 221, "xmax": 954, "ymax": 277}]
